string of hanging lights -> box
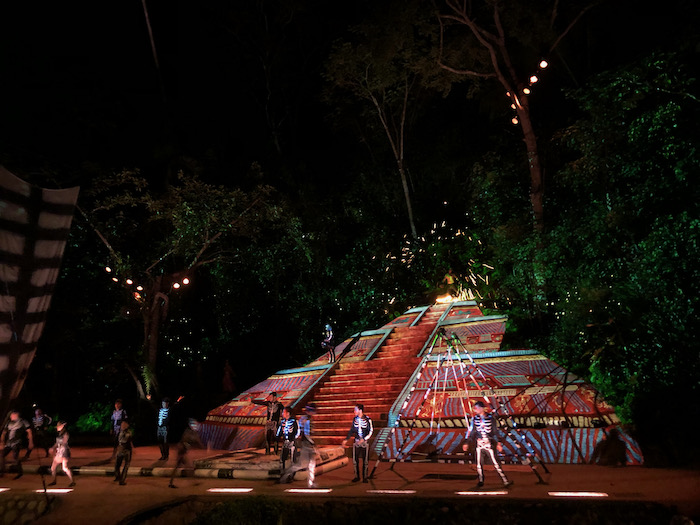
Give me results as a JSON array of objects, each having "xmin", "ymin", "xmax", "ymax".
[{"xmin": 509, "ymin": 59, "xmax": 549, "ymax": 126}]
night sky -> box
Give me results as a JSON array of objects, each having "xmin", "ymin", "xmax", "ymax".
[{"xmin": 2, "ymin": 1, "xmax": 695, "ymax": 183}]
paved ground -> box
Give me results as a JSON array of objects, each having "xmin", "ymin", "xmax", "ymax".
[{"xmin": 1, "ymin": 446, "xmax": 698, "ymax": 524}]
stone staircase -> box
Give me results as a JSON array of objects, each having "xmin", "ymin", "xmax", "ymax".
[{"xmin": 311, "ymin": 304, "xmax": 448, "ymax": 446}]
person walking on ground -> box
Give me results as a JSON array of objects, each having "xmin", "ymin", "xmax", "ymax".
[
  {"xmin": 250, "ymin": 392, "xmax": 283, "ymax": 455},
  {"xmin": 169, "ymin": 418, "xmax": 203, "ymax": 488},
  {"xmin": 113, "ymin": 420, "xmax": 134, "ymax": 486},
  {"xmin": 0, "ymin": 410, "xmax": 33, "ymax": 479},
  {"xmin": 48, "ymin": 421, "xmax": 75, "ymax": 487},
  {"xmin": 279, "ymin": 403, "xmax": 317, "ymax": 486},
  {"xmin": 25, "ymin": 407, "xmax": 52, "ymax": 459},
  {"xmin": 462, "ymin": 401, "xmax": 512, "ymax": 488},
  {"xmin": 341, "ymin": 403, "xmax": 373, "ymax": 483},
  {"xmin": 110, "ymin": 399, "xmax": 128, "ymax": 459}
]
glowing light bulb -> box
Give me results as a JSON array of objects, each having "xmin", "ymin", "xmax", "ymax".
[
  {"xmin": 182, "ymin": 278, "xmax": 190, "ymax": 285},
  {"xmin": 136, "ymin": 285, "xmax": 143, "ymax": 291},
  {"xmin": 126, "ymin": 279, "xmax": 133, "ymax": 285},
  {"xmin": 173, "ymin": 282, "xmax": 181, "ymax": 289},
  {"xmin": 530, "ymin": 75, "xmax": 539, "ymax": 84},
  {"xmin": 511, "ymin": 117, "xmax": 519, "ymax": 125},
  {"xmin": 539, "ymin": 60, "xmax": 549, "ymax": 69},
  {"xmin": 112, "ymin": 277, "xmax": 118, "ymax": 282},
  {"xmin": 510, "ymin": 103, "xmax": 516, "ymax": 109},
  {"xmin": 105, "ymin": 266, "xmax": 112, "ymax": 273},
  {"xmin": 523, "ymin": 88, "xmax": 531, "ymax": 95}
]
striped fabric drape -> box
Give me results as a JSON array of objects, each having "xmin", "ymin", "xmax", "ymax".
[{"xmin": 0, "ymin": 166, "xmax": 79, "ymax": 423}]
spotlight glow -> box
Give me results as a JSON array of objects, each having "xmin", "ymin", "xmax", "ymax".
[
  {"xmin": 207, "ymin": 488, "xmax": 254, "ymax": 493},
  {"xmin": 456, "ymin": 491, "xmax": 508, "ymax": 496},
  {"xmin": 285, "ymin": 488, "xmax": 333, "ymax": 494},
  {"xmin": 367, "ymin": 490, "xmax": 416, "ymax": 495},
  {"xmin": 548, "ymin": 491, "xmax": 609, "ymax": 498}
]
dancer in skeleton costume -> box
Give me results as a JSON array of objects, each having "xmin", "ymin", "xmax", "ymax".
[
  {"xmin": 251, "ymin": 392, "xmax": 283, "ymax": 455},
  {"xmin": 279, "ymin": 403, "xmax": 317, "ymax": 486},
  {"xmin": 463, "ymin": 401, "xmax": 512, "ymax": 487},
  {"xmin": 152, "ymin": 395, "xmax": 183, "ymax": 460},
  {"xmin": 25, "ymin": 407, "xmax": 52, "ymax": 459},
  {"xmin": 341, "ymin": 403, "xmax": 373, "ymax": 483},
  {"xmin": 276, "ymin": 407, "xmax": 300, "ymax": 472}
]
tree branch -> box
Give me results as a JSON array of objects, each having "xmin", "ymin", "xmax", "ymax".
[{"xmin": 548, "ymin": 2, "xmax": 600, "ymax": 55}]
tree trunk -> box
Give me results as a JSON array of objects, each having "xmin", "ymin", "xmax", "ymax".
[
  {"xmin": 140, "ymin": 275, "xmax": 167, "ymax": 398},
  {"xmin": 398, "ymin": 161, "xmax": 418, "ymax": 239},
  {"xmin": 517, "ymin": 105, "xmax": 544, "ymax": 231}
]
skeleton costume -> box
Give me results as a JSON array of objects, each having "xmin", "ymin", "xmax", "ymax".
[
  {"xmin": 28, "ymin": 410, "xmax": 53, "ymax": 458},
  {"xmin": 156, "ymin": 397, "xmax": 181, "ymax": 460},
  {"xmin": 276, "ymin": 414, "xmax": 300, "ymax": 471},
  {"xmin": 466, "ymin": 405, "xmax": 511, "ymax": 487},
  {"xmin": 252, "ymin": 394, "xmax": 283, "ymax": 455},
  {"xmin": 346, "ymin": 412, "xmax": 373, "ymax": 482},
  {"xmin": 279, "ymin": 404, "xmax": 317, "ymax": 486}
]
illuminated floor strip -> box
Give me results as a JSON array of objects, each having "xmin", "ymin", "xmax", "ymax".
[
  {"xmin": 285, "ymin": 488, "xmax": 333, "ymax": 494},
  {"xmin": 549, "ymin": 491, "xmax": 609, "ymax": 498},
  {"xmin": 367, "ymin": 490, "xmax": 417, "ymax": 495},
  {"xmin": 0, "ymin": 488, "xmax": 10, "ymax": 493},
  {"xmin": 35, "ymin": 489, "xmax": 74, "ymax": 494},
  {"xmin": 456, "ymin": 491, "xmax": 508, "ymax": 496},
  {"xmin": 207, "ymin": 488, "xmax": 254, "ymax": 493}
]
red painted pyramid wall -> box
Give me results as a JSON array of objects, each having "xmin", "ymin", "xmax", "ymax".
[{"xmin": 201, "ymin": 301, "xmax": 643, "ymax": 464}]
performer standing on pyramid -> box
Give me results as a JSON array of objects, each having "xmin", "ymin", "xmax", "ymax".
[
  {"xmin": 463, "ymin": 401, "xmax": 512, "ymax": 488},
  {"xmin": 321, "ymin": 323, "xmax": 336, "ymax": 363},
  {"xmin": 342, "ymin": 403, "xmax": 373, "ymax": 483}
]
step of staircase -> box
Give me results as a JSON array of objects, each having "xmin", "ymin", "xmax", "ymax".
[
  {"xmin": 302, "ymin": 305, "xmax": 449, "ymax": 445},
  {"xmin": 325, "ymin": 376, "xmax": 406, "ymax": 387}
]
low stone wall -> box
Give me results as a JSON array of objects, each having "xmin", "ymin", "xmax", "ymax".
[{"xmin": 0, "ymin": 493, "xmax": 55, "ymax": 525}]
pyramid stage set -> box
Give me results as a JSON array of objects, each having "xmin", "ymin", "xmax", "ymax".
[{"xmin": 200, "ymin": 301, "xmax": 642, "ymax": 477}]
